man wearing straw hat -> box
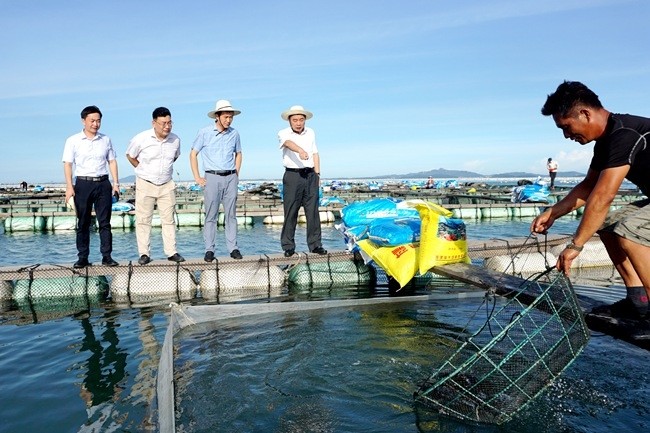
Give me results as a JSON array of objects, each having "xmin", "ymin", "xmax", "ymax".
[
  {"xmin": 278, "ymin": 105, "xmax": 327, "ymax": 257},
  {"xmin": 190, "ymin": 99, "xmax": 243, "ymax": 261},
  {"xmin": 533, "ymin": 81, "xmax": 650, "ymax": 319}
]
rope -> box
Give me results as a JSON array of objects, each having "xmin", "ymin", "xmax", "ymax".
[
  {"xmin": 126, "ymin": 261, "xmax": 134, "ymax": 305},
  {"xmin": 456, "ymin": 234, "xmax": 556, "ymax": 342}
]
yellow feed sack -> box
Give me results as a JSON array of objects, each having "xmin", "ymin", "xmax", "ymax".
[
  {"xmin": 357, "ymin": 239, "xmax": 419, "ymax": 288},
  {"xmin": 412, "ymin": 201, "xmax": 470, "ymax": 274}
]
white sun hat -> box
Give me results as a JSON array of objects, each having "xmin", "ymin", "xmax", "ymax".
[
  {"xmin": 281, "ymin": 105, "xmax": 313, "ymax": 121},
  {"xmin": 207, "ymin": 100, "xmax": 241, "ymax": 118}
]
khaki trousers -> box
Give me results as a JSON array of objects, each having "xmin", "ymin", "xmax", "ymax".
[{"xmin": 135, "ymin": 178, "xmax": 177, "ymax": 257}]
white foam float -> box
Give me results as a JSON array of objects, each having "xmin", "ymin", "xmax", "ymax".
[
  {"xmin": 287, "ymin": 259, "xmax": 377, "ymax": 288},
  {"xmin": 199, "ymin": 262, "xmax": 286, "ymax": 295},
  {"xmin": 218, "ymin": 213, "xmax": 254, "ymax": 226},
  {"xmin": 452, "ymin": 207, "xmax": 481, "ymax": 220},
  {"xmin": 176, "ymin": 213, "xmax": 202, "ymax": 227},
  {"xmin": 99, "ymin": 213, "xmax": 134, "ymax": 230},
  {"xmin": 46, "ymin": 215, "xmax": 77, "ymax": 231},
  {"xmin": 110, "ymin": 267, "xmax": 196, "ymax": 301},
  {"xmin": 509, "ymin": 206, "xmax": 541, "ymax": 218},
  {"xmin": 262, "ymin": 215, "xmax": 285, "ymax": 225},
  {"xmin": 12, "ymin": 276, "xmax": 109, "ymax": 300},
  {"xmin": 484, "ymin": 252, "xmax": 557, "ymax": 275},
  {"xmin": 297, "ymin": 210, "xmax": 336, "ymax": 223},
  {"xmin": 550, "ymin": 241, "xmax": 611, "ymax": 268},
  {"xmin": 3, "ymin": 216, "xmax": 46, "ymax": 232},
  {"xmin": 480, "ymin": 207, "xmax": 511, "ymax": 219}
]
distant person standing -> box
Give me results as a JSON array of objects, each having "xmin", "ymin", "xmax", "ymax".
[
  {"xmin": 190, "ymin": 100, "xmax": 243, "ymax": 261},
  {"xmin": 547, "ymin": 157, "xmax": 558, "ymax": 189},
  {"xmin": 62, "ymin": 105, "xmax": 119, "ymax": 268},
  {"xmin": 278, "ymin": 105, "xmax": 327, "ymax": 257},
  {"xmin": 126, "ymin": 107, "xmax": 184, "ymax": 265}
]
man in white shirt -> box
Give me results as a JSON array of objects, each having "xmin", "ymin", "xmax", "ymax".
[
  {"xmin": 278, "ymin": 105, "xmax": 327, "ymax": 257},
  {"xmin": 547, "ymin": 157, "xmax": 558, "ymax": 189},
  {"xmin": 126, "ymin": 107, "xmax": 184, "ymax": 265},
  {"xmin": 62, "ymin": 105, "xmax": 120, "ymax": 268}
]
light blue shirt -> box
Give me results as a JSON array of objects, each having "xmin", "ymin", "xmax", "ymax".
[{"xmin": 191, "ymin": 124, "xmax": 241, "ymax": 171}]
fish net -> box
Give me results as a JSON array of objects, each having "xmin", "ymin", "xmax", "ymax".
[{"xmin": 414, "ymin": 268, "xmax": 590, "ymax": 425}]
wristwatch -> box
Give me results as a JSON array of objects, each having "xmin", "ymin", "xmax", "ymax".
[{"xmin": 566, "ymin": 241, "xmax": 584, "ymax": 252}]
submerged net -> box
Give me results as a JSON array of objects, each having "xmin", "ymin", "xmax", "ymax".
[{"xmin": 414, "ymin": 269, "xmax": 590, "ymax": 425}]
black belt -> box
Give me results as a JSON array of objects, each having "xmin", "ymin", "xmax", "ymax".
[
  {"xmin": 76, "ymin": 175, "xmax": 108, "ymax": 182},
  {"xmin": 142, "ymin": 178, "xmax": 168, "ymax": 186},
  {"xmin": 205, "ymin": 170, "xmax": 236, "ymax": 176},
  {"xmin": 285, "ymin": 167, "xmax": 314, "ymax": 174}
]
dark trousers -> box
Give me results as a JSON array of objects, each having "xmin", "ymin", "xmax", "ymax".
[
  {"xmin": 549, "ymin": 171, "xmax": 557, "ymax": 188},
  {"xmin": 281, "ymin": 170, "xmax": 322, "ymax": 251},
  {"xmin": 74, "ymin": 179, "xmax": 113, "ymax": 260}
]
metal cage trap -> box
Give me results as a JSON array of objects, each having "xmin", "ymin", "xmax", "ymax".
[{"xmin": 414, "ymin": 268, "xmax": 590, "ymax": 425}]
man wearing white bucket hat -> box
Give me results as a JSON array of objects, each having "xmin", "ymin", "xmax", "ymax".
[
  {"xmin": 190, "ymin": 99, "xmax": 243, "ymax": 261},
  {"xmin": 278, "ymin": 105, "xmax": 327, "ymax": 257}
]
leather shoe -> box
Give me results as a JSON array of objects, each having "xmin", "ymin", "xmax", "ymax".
[
  {"xmin": 311, "ymin": 246, "xmax": 328, "ymax": 255},
  {"xmin": 138, "ymin": 255, "xmax": 151, "ymax": 265},
  {"xmin": 284, "ymin": 249, "xmax": 295, "ymax": 257},
  {"xmin": 168, "ymin": 253, "xmax": 185, "ymax": 263},
  {"xmin": 204, "ymin": 251, "xmax": 215, "ymax": 262},
  {"xmin": 73, "ymin": 258, "xmax": 89, "ymax": 269},
  {"xmin": 230, "ymin": 249, "xmax": 243, "ymax": 260},
  {"xmin": 102, "ymin": 257, "xmax": 119, "ymax": 267}
]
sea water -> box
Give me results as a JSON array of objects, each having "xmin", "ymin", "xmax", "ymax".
[{"xmin": 1, "ymin": 217, "xmax": 649, "ymax": 432}]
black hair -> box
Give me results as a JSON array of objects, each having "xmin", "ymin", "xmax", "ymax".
[
  {"xmin": 541, "ymin": 81, "xmax": 603, "ymax": 117},
  {"xmin": 152, "ymin": 106, "xmax": 171, "ymax": 119},
  {"xmin": 80, "ymin": 105, "xmax": 102, "ymax": 119}
]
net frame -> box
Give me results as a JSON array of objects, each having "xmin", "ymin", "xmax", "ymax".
[{"xmin": 415, "ymin": 269, "xmax": 590, "ymax": 425}]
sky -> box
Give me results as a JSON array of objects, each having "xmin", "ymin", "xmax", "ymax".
[{"xmin": 2, "ymin": 0, "xmax": 650, "ymax": 184}]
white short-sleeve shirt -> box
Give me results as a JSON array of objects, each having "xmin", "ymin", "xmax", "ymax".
[
  {"xmin": 62, "ymin": 131, "xmax": 116, "ymax": 177},
  {"xmin": 278, "ymin": 126, "xmax": 318, "ymax": 169},
  {"xmin": 126, "ymin": 128, "xmax": 181, "ymax": 185}
]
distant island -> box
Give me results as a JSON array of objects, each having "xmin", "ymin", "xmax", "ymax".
[{"xmin": 371, "ymin": 168, "xmax": 585, "ymax": 180}]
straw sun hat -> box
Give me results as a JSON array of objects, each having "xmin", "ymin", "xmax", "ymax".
[
  {"xmin": 207, "ymin": 100, "xmax": 241, "ymax": 118},
  {"xmin": 281, "ymin": 105, "xmax": 313, "ymax": 121}
]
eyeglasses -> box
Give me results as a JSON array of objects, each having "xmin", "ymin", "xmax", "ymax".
[{"xmin": 155, "ymin": 120, "xmax": 173, "ymax": 127}]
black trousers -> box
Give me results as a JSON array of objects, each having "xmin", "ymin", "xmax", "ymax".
[
  {"xmin": 281, "ymin": 170, "xmax": 322, "ymax": 251},
  {"xmin": 74, "ymin": 179, "xmax": 113, "ymax": 260},
  {"xmin": 549, "ymin": 171, "xmax": 557, "ymax": 188}
]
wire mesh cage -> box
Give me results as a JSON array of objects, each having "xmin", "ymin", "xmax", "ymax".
[{"xmin": 414, "ymin": 269, "xmax": 590, "ymax": 425}]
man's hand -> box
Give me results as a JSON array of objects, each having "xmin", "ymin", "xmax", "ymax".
[
  {"xmin": 530, "ymin": 209, "xmax": 555, "ymax": 234},
  {"xmin": 557, "ymin": 248, "xmax": 580, "ymax": 276},
  {"xmin": 195, "ymin": 177, "xmax": 207, "ymax": 188},
  {"xmin": 65, "ymin": 185, "xmax": 75, "ymax": 203}
]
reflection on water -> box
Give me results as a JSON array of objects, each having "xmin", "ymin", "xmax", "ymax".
[{"xmin": 77, "ymin": 311, "xmax": 127, "ymax": 432}]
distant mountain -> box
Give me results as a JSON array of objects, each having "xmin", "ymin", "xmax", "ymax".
[
  {"xmin": 489, "ymin": 171, "xmax": 585, "ymax": 178},
  {"xmin": 375, "ymin": 168, "xmax": 484, "ymax": 179},
  {"xmin": 119, "ymin": 175, "xmax": 136, "ymax": 183},
  {"xmin": 372, "ymin": 168, "xmax": 585, "ymax": 180}
]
